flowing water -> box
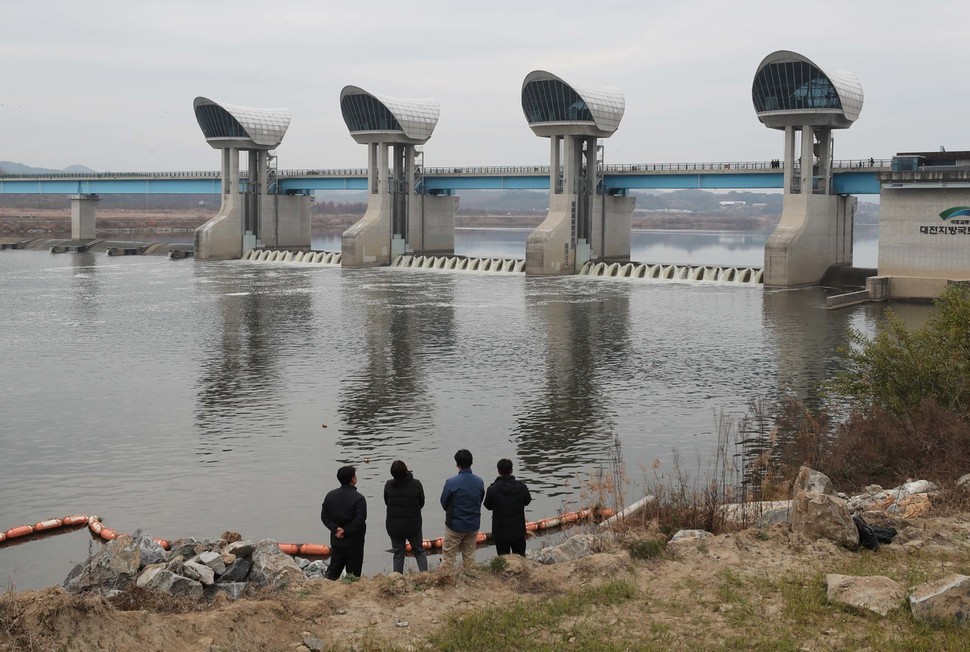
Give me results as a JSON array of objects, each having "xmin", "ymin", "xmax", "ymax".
[{"xmin": 0, "ymin": 225, "xmax": 909, "ymax": 589}]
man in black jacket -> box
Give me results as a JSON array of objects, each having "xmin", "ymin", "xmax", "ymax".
[
  {"xmin": 321, "ymin": 465, "xmax": 367, "ymax": 579},
  {"xmin": 384, "ymin": 460, "xmax": 428, "ymax": 573},
  {"xmin": 483, "ymin": 458, "xmax": 532, "ymax": 556}
]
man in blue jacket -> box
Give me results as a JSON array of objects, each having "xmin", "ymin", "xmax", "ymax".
[
  {"xmin": 321, "ymin": 465, "xmax": 367, "ymax": 580},
  {"xmin": 439, "ymin": 449, "xmax": 485, "ymax": 571}
]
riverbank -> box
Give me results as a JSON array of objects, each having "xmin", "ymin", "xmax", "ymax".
[{"xmin": 3, "ymin": 508, "xmax": 969, "ymax": 651}]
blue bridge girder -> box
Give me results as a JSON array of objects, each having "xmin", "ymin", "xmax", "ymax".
[{"xmin": 0, "ymin": 159, "xmax": 888, "ymax": 195}]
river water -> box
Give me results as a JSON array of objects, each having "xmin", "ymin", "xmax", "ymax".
[{"xmin": 0, "ymin": 226, "xmax": 907, "ymax": 589}]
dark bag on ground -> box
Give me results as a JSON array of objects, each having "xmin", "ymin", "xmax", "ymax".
[{"xmin": 853, "ymin": 515, "xmax": 897, "ymax": 550}]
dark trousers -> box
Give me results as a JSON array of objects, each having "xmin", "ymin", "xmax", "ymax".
[
  {"xmin": 389, "ymin": 529, "xmax": 429, "ymax": 573},
  {"xmin": 326, "ymin": 545, "xmax": 364, "ymax": 580},
  {"xmin": 495, "ymin": 538, "xmax": 526, "ymax": 556}
]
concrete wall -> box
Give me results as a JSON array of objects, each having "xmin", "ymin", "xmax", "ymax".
[
  {"xmin": 195, "ymin": 192, "xmax": 243, "ymax": 260},
  {"xmin": 590, "ymin": 195, "xmax": 634, "ymax": 262},
  {"xmin": 259, "ymin": 194, "xmax": 311, "ymax": 250},
  {"xmin": 764, "ymin": 194, "xmax": 855, "ymax": 287},
  {"xmin": 70, "ymin": 195, "xmax": 100, "ymax": 240},
  {"xmin": 408, "ymin": 194, "xmax": 457, "ymax": 255},
  {"xmin": 879, "ymin": 188, "xmax": 970, "ymax": 284},
  {"xmin": 526, "ymin": 193, "xmax": 575, "ymax": 275}
]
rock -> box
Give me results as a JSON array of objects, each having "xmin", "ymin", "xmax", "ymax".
[
  {"xmin": 182, "ymin": 561, "xmax": 215, "ymax": 586},
  {"xmin": 791, "ymin": 467, "xmax": 857, "ymax": 549},
  {"xmin": 204, "ymin": 582, "xmax": 247, "ymax": 602},
  {"xmin": 196, "ymin": 551, "xmax": 227, "ymax": 575},
  {"xmin": 132, "ymin": 532, "xmax": 167, "ymax": 568},
  {"xmin": 910, "ymin": 574, "xmax": 970, "ymax": 623},
  {"xmin": 249, "ymin": 539, "xmax": 304, "ymax": 589},
  {"xmin": 218, "ymin": 558, "xmax": 252, "ymax": 583},
  {"xmin": 669, "ymin": 530, "xmax": 714, "ymax": 544},
  {"xmin": 135, "ymin": 567, "xmax": 203, "ymax": 599},
  {"xmin": 888, "ymin": 493, "xmax": 932, "ymax": 518},
  {"xmin": 956, "ymin": 474, "xmax": 970, "ymax": 488},
  {"xmin": 226, "ymin": 539, "xmax": 255, "ymax": 558},
  {"xmin": 894, "ymin": 480, "xmax": 939, "ymax": 497},
  {"xmin": 295, "ymin": 556, "xmax": 310, "ymax": 570},
  {"xmin": 168, "ymin": 539, "xmax": 202, "ymax": 560},
  {"xmin": 826, "ymin": 574, "xmax": 906, "ymax": 616},
  {"xmin": 793, "ymin": 466, "xmax": 835, "ymax": 496},
  {"xmin": 303, "ymin": 636, "xmax": 325, "ymax": 652},
  {"xmin": 63, "ymin": 535, "xmax": 142, "ymax": 593},
  {"xmin": 221, "ymin": 553, "xmax": 237, "ymax": 566},
  {"xmin": 755, "ymin": 507, "xmax": 791, "ymax": 528},
  {"xmin": 303, "ymin": 560, "xmax": 328, "ymax": 579},
  {"xmin": 221, "ymin": 531, "xmax": 242, "ymax": 544},
  {"xmin": 528, "ymin": 533, "xmax": 612, "ymax": 565}
]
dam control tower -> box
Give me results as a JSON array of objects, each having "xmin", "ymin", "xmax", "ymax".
[
  {"xmin": 339, "ymin": 86, "xmax": 457, "ymax": 267},
  {"xmin": 192, "ymin": 98, "xmax": 311, "ymax": 260},
  {"xmin": 521, "ymin": 70, "xmax": 633, "ymax": 276},
  {"xmin": 752, "ymin": 51, "xmax": 864, "ymax": 287}
]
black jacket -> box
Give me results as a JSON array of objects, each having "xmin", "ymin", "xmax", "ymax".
[
  {"xmin": 483, "ymin": 474, "xmax": 532, "ymax": 542},
  {"xmin": 320, "ymin": 485, "xmax": 367, "ymax": 549},
  {"xmin": 384, "ymin": 472, "xmax": 425, "ymax": 537}
]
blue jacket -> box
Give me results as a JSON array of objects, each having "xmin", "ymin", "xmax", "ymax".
[{"xmin": 440, "ymin": 468, "xmax": 485, "ymax": 532}]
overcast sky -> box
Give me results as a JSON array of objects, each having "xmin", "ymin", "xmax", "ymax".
[{"xmin": 1, "ymin": 0, "xmax": 967, "ymax": 172}]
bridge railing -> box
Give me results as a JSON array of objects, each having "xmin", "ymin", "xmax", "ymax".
[{"xmin": 0, "ymin": 159, "xmax": 892, "ymax": 180}]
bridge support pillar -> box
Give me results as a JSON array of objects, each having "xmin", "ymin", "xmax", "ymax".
[
  {"xmin": 764, "ymin": 124, "xmax": 854, "ymax": 287},
  {"xmin": 70, "ymin": 194, "xmax": 100, "ymax": 240},
  {"xmin": 196, "ymin": 147, "xmax": 244, "ymax": 260}
]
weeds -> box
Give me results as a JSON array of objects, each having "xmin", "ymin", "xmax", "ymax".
[
  {"xmin": 626, "ymin": 538, "xmax": 666, "ymax": 560},
  {"xmin": 488, "ymin": 555, "xmax": 508, "ymax": 574}
]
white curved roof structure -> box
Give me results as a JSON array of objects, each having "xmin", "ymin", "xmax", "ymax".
[
  {"xmin": 752, "ymin": 51, "xmax": 863, "ymax": 129},
  {"xmin": 521, "ymin": 70, "xmax": 625, "ymax": 137},
  {"xmin": 339, "ymin": 86, "xmax": 440, "ymax": 145},
  {"xmin": 193, "ymin": 97, "xmax": 292, "ymax": 149}
]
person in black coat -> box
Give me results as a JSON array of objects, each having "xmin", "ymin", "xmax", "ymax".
[
  {"xmin": 483, "ymin": 458, "xmax": 532, "ymax": 556},
  {"xmin": 384, "ymin": 460, "xmax": 428, "ymax": 573},
  {"xmin": 321, "ymin": 465, "xmax": 367, "ymax": 579}
]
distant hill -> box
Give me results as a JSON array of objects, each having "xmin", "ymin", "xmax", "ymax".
[{"xmin": 0, "ymin": 161, "xmax": 97, "ymax": 174}]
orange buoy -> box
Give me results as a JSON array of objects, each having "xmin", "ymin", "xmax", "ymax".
[
  {"xmin": 0, "ymin": 532, "xmax": 5, "ymax": 544},
  {"xmin": 422, "ymin": 540, "xmax": 432, "ymax": 550},
  {"xmin": 33, "ymin": 518, "xmax": 63, "ymax": 532},
  {"xmin": 153, "ymin": 538, "xmax": 170, "ymax": 550},
  {"xmin": 525, "ymin": 521, "xmax": 538, "ymax": 532},
  {"xmin": 277, "ymin": 543, "xmax": 299, "ymax": 555},
  {"xmin": 62, "ymin": 515, "xmax": 89, "ymax": 526},
  {"xmin": 100, "ymin": 528, "xmax": 118, "ymax": 541},
  {"xmin": 475, "ymin": 532, "xmax": 487, "ymax": 543},
  {"xmin": 598, "ymin": 508, "xmax": 616, "ymax": 519},
  {"xmin": 433, "ymin": 537, "xmax": 444, "ymax": 549},
  {"xmin": 405, "ymin": 542, "xmax": 412, "ymax": 553},
  {"xmin": 562, "ymin": 512, "xmax": 579, "ymax": 523},
  {"xmin": 88, "ymin": 520, "xmax": 103, "ymax": 535},
  {"xmin": 577, "ymin": 509, "xmax": 592, "ymax": 520},
  {"xmin": 298, "ymin": 543, "xmax": 329, "ymax": 557},
  {"xmin": 6, "ymin": 525, "xmax": 34, "ymax": 540}
]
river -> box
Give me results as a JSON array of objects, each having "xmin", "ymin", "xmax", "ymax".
[{"xmin": 0, "ymin": 225, "xmax": 915, "ymax": 590}]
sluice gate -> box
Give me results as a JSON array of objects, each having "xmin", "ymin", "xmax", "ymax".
[
  {"xmin": 392, "ymin": 255, "xmax": 526, "ymax": 273},
  {"xmin": 579, "ymin": 261, "xmax": 764, "ymax": 284},
  {"xmin": 242, "ymin": 249, "xmax": 341, "ymax": 265}
]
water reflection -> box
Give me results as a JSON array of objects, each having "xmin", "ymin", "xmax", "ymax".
[
  {"xmin": 69, "ymin": 252, "xmax": 100, "ymax": 318},
  {"xmin": 337, "ymin": 274, "xmax": 457, "ymax": 459},
  {"xmin": 194, "ymin": 266, "xmax": 316, "ymax": 461},
  {"xmin": 513, "ymin": 283, "xmax": 631, "ymax": 492}
]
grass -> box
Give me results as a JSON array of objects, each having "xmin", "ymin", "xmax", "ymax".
[{"xmin": 427, "ymin": 580, "xmax": 640, "ymax": 652}]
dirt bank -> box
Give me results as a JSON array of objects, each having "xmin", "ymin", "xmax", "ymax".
[{"xmin": 3, "ymin": 514, "xmax": 969, "ymax": 651}]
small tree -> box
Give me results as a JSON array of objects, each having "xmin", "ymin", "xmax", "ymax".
[{"xmin": 828, "ymin": 284, "xmax": 970, "ymax": 416}]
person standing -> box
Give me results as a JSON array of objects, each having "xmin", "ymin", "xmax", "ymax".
[
  {"xmin": 439, "ymin": 449, "xmax": 485, "ymax": 571},
  {"xmin": 483, "ymin": 458, "xmax": 532, "ymax": 556},
  {"xmin": 384, "ymin": 460, "xmax": 428, "ymax": 573},
  {"xmin": 320, "ymin": 465, "xmax": 367, "ymax": 580}
]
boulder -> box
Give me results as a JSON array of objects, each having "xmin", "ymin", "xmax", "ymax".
[
  {"xmin": 63, "ymin": 535, "xmax": 141, "ymax": 593},
  {"xmin": 204, "ymin": 582, "xmax": 247, "ymax": 602},
  {"xmin": 303, "ymin": 560, "xmax": 328, "ymax": 579},
  {"xmin": 791, "ymin": 467, "xmax": 857, "ymax": 549},
  {"xmin": 668, "ymin": 529, "xmax": 714, "ymax": 545},
  {"xmin": 910, "ymin": 574, "xmax": 970, "ymax": 623},
  {"xmin": 528, "ymin": 533, "xmax": 613, "ymax": 565},
  {"xmin": 168, "ymin": 539, "xmax": 203, "ymax": 560},
  {"xmin": 135, "ymin": 567, "xmax": 203, "ymax": 599},
  {"xmin": 249, "ymin": 539, "xmax": 304, "ymax": 589},
  {"xmin": 826, "ymin": 574, "xmax": 906, "ymax": 616},
  {"xmin": 218, "ymin": 558, "xmax": 252, "ymax": 583},
  {"xmin": 196, "ymin": 551, "xmax": 227, "ymax": 575},
  {"xmin": 226, "ymin": 539, "xmax": 255, "ymax": 558},
  {"xmin": 133, "ymin": 532, "xmax": 167, "ymax": 568},
  {"xmin": 182, "ymin": 561, "xmax": 215, "ymax": 586}
]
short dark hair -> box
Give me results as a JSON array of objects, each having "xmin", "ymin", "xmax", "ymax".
[
  {"xmin": 454, "ymin": 449, "xmax": 473, "ymax": 469},
  {"xmin": 336, "ymin": 465, "xmax": 356, "ymax": 485},
  {"xmin": 390, "ymin": 460, "xmax": 408, "ymax": 480},
  {"xmin": 497, "ymin": 458, "xmax": 513, "ymax": 475}
]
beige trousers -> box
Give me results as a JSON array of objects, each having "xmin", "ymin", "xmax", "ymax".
[{"xmin": 440, "ymin": 526, "xmax": 477, "ymax": 570}]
